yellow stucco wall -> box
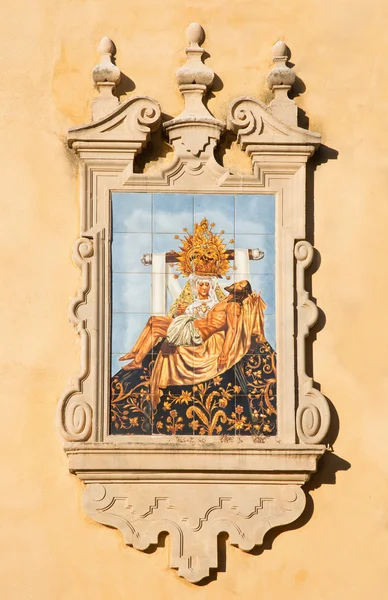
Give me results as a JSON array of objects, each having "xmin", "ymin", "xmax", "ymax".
[{"xmin": 1, "ymin": 1, "xmax": 388, "ymax": 598}]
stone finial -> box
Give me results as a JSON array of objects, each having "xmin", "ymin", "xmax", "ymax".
[
  {"xmin": 267, "ymin": 41, "xmax": 297, "ymax": 126},
  {"xmin": 174, "ymin": 23, "xmax": 216, "ymax": 121},
  {"xmin": 176, "ymin": 23, "xmax": 214, "ymax": 88},
  {"xmin": 91, "ymin": 37, "xmax": 121, "ymax": 121},
  {"xmin": 163, "ymin": 23, "xmax": 224, "ymax": 159}
]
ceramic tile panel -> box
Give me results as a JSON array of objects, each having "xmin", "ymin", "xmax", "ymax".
[
  {"xmin": 112, "ymin": 273, "xmax": 152, "ymax": 313},
  {"xmin": 112, "ymin": 233, "xmax": 152, "ymax": 274},
  {"xmin": 112, "ymin": 192, "xmax": 152, "ymax": 233},
  {"xmin": 234, "ymin": 234, "xmax": 275, "ymax": 275},
  {"xmin": 111, "ymin": 313, "xmax": 152, "ymax": 355},
  {"xmin": 264, "ymin": 314, "xmax": 276, "ymax": 350},
  {"xmin": 194, "ymin": 194, "xmax": 235, "ymax": 234},
  {"xmin": 110, "ymin": 193, "xmax": 277, "ymax": 437},
  {"xmin": 235, "ymin": 194, "xmax": 275, "ymax": 234},
  {"xmin": 153, "ymin": 194, "xmax": 194, "ymax": 233}
]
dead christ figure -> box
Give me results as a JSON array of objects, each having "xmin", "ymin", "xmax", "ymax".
[
  {"xmin": 119, "ymin": 275, "xmax": 214, "ymax": 370},
  {"xmin": 119, "ymin": 280, "xmax": 252, "ymax": 372}
]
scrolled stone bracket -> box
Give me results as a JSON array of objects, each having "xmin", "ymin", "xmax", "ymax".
[
  {"xmin": 68, "ymin": 95, "xmax": 162, "ymax": 177},
  {"xmin": 82, "ymin": 481, "xmax": 306, "ymax": 583},
  {"xmin": 228, "ymin": 95, "xmax": 320, "ymax": 175},
  {"xmin": 65, "ymin": 442, "xmax": 325, "ymax": 583},
  {"xmin": 295, "ymin": 241, "xmax": 330, "ymax": 444},
  {"xmin": 57, "ymin": 237, "xmax": 94, "ymax": 442}
]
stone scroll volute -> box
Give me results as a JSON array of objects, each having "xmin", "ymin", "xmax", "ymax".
[{"xmin": 59, "ymin": 26, "xmax": 330, "ymax": 583}]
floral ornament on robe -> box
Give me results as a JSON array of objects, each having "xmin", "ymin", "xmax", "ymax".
[{"xmin": 111, "ymin": 336, "xmax": 277, "ymax": 438}]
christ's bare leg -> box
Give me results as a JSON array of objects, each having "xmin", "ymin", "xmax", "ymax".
[{"xmin": 120, "ymin": 315, "xmax": 172, "ymax": 370}]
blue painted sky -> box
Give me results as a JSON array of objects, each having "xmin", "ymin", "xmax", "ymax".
[{"xmin": 111, "ymin": 193, "xmax": 276, "ymax": 374}]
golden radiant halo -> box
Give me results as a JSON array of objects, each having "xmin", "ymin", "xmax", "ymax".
[{"xmin": 174, "ymin": 218, "xmax": 233, "ymax": 278}]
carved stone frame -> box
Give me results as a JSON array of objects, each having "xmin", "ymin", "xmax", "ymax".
[{"xmin": 58, "ymin": 27, "xmax": 330, "ymax": 583}]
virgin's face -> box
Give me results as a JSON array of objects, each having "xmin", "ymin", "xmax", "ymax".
[{"xmin": 197, "ymin": 280, "xmax": 210, "ymax": 299}]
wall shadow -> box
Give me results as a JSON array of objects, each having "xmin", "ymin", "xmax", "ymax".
[
  {"xmin": 305, "ymin": 142, "xmax": 340, "ymax": 445},
  {"xmin": 121, "ymin": 54, "xmax": 346, "ymax": 585},
  {"xmin": 115, "ymin": 72, "xmax": 136, "ymax": 98},
  {"xmin": 279, "ymin": 48, "xmax": 309, "ymax": 128},
  {"xmin": 214, "ymin": 129, "xmax": 237, "ymax": 168},
  {"xmin": 134, "ymin": 113, "xmax": 173, "ymax": 173},
  {"xmin": 141, "ymin": 530, "xmax": 168, "ymax": 554},
  {"xmin": 246, "ymin": 449, "xmax": 351, "ymax": 561},
  {"xmin": 109, "ymin": 43, "xmax": 136, "ymax": 98},
  {"xmin": 202, "ymin": 50, "xmax": 224, "ymax": 110},
  {"xmin": 195, "ymin": 133, "xmax": 345, "ymax": 585},
  {"xmin": 140, "ymin": 530, "xmax": 227, "ymax": 585},
  {"xmin": 191, "ymin": 532, "xmax": 228, "ymax": 586}
]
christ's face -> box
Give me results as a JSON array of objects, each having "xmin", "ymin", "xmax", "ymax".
[
  {"xmin": 224, "ymin": 280, "xmax": 252, "ymax": 299},
  {"xmin": 234, "ymin": 280, "xmax": 248, "ymax": 291},
  {"xmin": 197, "ymin": 280, "xmax": 210, "ymax": 299}
]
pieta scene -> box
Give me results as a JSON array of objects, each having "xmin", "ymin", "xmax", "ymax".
[{"xmin": 110, "ymin": 193, "xmax": 277, "ymax": 437}]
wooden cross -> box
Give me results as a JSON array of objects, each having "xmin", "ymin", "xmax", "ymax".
[{"xmin": 141, "ymin": 248, "xmax": 264, "ymax": 266}]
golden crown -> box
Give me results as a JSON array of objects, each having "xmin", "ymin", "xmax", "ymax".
[{"xmin": 174, "ymin": 218, "xmax": 233, "ymax": 278}]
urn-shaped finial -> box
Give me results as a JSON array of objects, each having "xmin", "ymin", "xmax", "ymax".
[
  {"xmin": 176, "ymin": 23, "xmax": 214, "ymax": 88},
  {"xmin": 92, "ymin": 37, "xmax": 121, "ymax": 85},
  {"xmin": 266, "ymin": 40, "xmax": 297, "ymax": 126},
  {"xmin": 91, "ymin": 37, "xmax": 121, "ymax": 121},
  {"xmin": 163, "ymin": 23, "xmax": 224, "ymax": 160},
  {"xmin": 267, "ymin": 40, "xmax": 295, "ymax": 90}
]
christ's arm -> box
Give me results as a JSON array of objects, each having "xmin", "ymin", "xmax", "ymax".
[{"xmin": 217, "ymin": 303, "xmax": 241, "ymax": 371}]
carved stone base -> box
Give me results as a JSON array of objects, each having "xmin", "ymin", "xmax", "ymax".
[
  {"xmin": 83, "ymin": 481, "xmax": 306, "ymax": 583},
  {"xmin": 68, "ymin": 442, "xmax": 324, "ymax": 582}
]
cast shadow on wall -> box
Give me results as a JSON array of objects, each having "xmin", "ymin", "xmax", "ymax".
[
  {"xmin": 134, "ymin": 113, "xmax": 174, "ymax": 173},
  {"xmin": 203, "ymin": 450, "xmax": 351, "ymax": 583},
  {"xmin": 286, "ymin": 50, "xmax": 308, "ymax": 128},
  {"xmin": 197, "ymin": 142, "xmax": 349, "ymax": 585},
  {"xmin": 202, "ymin": 49, "xmax": 224, "ymax": 108},
  {"xmin": 114, "ymin": 64, "xmax": 347, "ymax": 584},
  {"xmin": 110, "ymin": 44, "xmax": 136, "ymax": 97},
  {"xmin": 121, "ymin": 142, "xmax": 348, "ymax": 586}
]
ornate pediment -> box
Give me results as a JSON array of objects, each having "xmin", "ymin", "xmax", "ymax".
[
  {"xmin": 68, "ymin": 96, "xmax": 162, "ymax": 170},
  {"xmin": 68, "ymin": 96, "xmax": 161, "ymax": 143},
  {"xmin": 228, "ymin": 96, "xmax": 321, "ymax": 150}
]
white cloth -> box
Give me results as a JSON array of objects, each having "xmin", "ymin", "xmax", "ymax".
[
  {"xmin": 234, "ymin": 248, "xmax": 250, "ymax": 282},
  {"xmin": 151, "ymin": 253, "xmax": 182, "ymax": 315},
  {"xmin": 166, "ymin": 315, "xmax": 203, "ymax": 347},
  {"xmin": 151, "ymin": 253, "xmax": 166, "ymax": 315}
]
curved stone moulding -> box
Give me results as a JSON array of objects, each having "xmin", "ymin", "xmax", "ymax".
[
  {"xmin": 83, "ymin": 482, "xmax": 307, "ymax": 583},
  {"xmin": 295, "ymin": 241, "xmax": 330, "ymax": 444},
  {"xmin": 68, "ymin": 95, "xmax": 162, "ymax": 182},
  {"xmin": 227, "ymin": 96, "xmax": 321, "ymax": 155},
  {"xmin": 57, "ymin": 237, "xmax": 94, "ymax": 442}
]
